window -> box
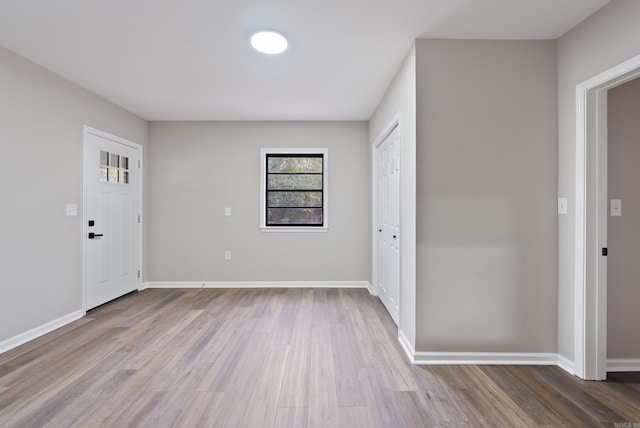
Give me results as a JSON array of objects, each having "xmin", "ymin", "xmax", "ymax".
[
  {"xmin": 260, "ymin": 148, "xmax": 328, "ymax": 231},
  {"xmin": 99, "ymin": 150, "xmax": 129, "ymax": 184}
]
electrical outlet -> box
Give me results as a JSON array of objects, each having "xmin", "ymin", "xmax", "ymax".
[{"xmin": 225, "ymin": 250, "xmax": 231, "ymax": 260}]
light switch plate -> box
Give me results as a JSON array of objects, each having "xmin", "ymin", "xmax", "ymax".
[
  {"xmin": 66, "ymin": 203, "xmax": 78, "ymax": 217},
  {"xmin": 224, "ymin": 207, "xmax": 231, "ymax": 217},
  {"xmin": 225, "ymin": 250, "xmax": 231, "ymax": 260},
  {"xmin": 558, "ymin": 198, "xmax": 568, "ymax": 215},
  {"xmin": 610, "ymin": 199, "xmax": 622, "ymax": 216}
]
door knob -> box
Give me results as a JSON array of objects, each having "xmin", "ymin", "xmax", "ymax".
[
  {"xmin": 88, "ymin": 233, "xmax": 103, "ymax": 239},
  {"xmin": 393, "ymin": 235, "xmax": 397, "ymax": 239}
]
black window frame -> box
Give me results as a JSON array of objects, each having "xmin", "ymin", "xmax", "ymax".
[{"xmin": 265, "ymin": 153, "xmax": 325, "ymax": 227}]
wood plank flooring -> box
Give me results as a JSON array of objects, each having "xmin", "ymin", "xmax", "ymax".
[{"xmin": 0, "ymin": 288, "xmax": 639, "ymax": 427}]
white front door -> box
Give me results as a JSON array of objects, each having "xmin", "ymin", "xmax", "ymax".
[
  {"xmin": 376, "ymin": 125, "xmax": 400, "ymax": 324},
  {"xmin": 83, "ymin": 127, "xmax": 141, "ymax": 310}
]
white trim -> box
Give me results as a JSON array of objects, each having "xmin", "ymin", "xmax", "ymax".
[
  {"xmin": 607, "ymin": 359, "xmax": 640, "ymax": 372},
  {"xmin": 373, "ymin": 115, "xmax": 401, "ymax": 148},
  {"xmin": 557, "ymin": 354, "xmax": 576, "ymax": 376},
  {"xmin": 82, "ymin": 126, "xmax": 143, "ymax": 312},
  {"xmin": 596, "ymin": 90, "xmax": 608, "ymax": 380},
  {"xmin": 398, "ymin": 328, "xmax": 415, "ymax": 363},
  {"xmin": 259, "ymin": 227, "xmax": 328, "ymax": 233},
  {"xmin": 365, "ymin": 281, "xmax": 375, "ymax": 295},
  {"xmin": 399, "ymin": 327, "xmax": 565, "ymax": 369},
  {"xmin": 259, "ymin": 147, "xmax": 329, "ymax": 232},
  {"xmin": 0, "ymin": 311, "xmax": 84, "ymax": 355},
  {"xmin": 574, "ymin": 53, "xmax": 640, "ymax": 381},
  {"xmin": 143, "ymin": 281, "xmax": 371, "ymax": 289},
  {"xmin": 412, "ymin": 352, "xmax": 560, "ymax": 366},
  {"xmin": 574, "ymin": 83, "xmax": 587, "ymax": 379}
]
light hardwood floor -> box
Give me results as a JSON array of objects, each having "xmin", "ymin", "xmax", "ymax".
[{"xmin": 1, "ymin": 288, "xmax": 639, "ymax": 427}]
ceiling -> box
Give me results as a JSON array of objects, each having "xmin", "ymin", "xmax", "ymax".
[{"xmin": 0, "ymin": 0, "xmax": 609, "ymax": 121}]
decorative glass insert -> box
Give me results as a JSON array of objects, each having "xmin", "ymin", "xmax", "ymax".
[
  {"xmin": 266, "ymin": 154, "xmax": 323, "ymax": 226},
  {"xmin": 99, "ymin": 150, "xmax": 130, "ymax": 184}
]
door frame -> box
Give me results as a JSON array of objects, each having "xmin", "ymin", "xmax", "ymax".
[
  {"xmin": 82, "ymin": 126, "xmax": 143, "ymax": 312},
  {"xmin": 372, "ymin": 114, "xmax": 401, "ymax": 320},
  {"xmin": 574, "ymin": 54, "xmax": 640, "ymax": 380}
]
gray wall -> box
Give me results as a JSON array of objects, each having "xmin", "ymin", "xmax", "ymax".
[
  {"xmin": 415, "ymin": 39, "xmax": 558, "ymax": 352},
  {"xmin": 0, "ymin": 45, "xmax": 148, "ymax": 344},
  {"xmin": 147, "ymin": 121, "xmax": 369, "ymax": 283},
  {"xmin": 369, "ymin": 45, "xmax": 417, "ymax": 348},
  {"xmin": 557, "ymin": 0, "xmax": 640, "ymax": 361},
  {"xmin": 607, "ymin": 77, "xmax": 640, "ymax": 359}
]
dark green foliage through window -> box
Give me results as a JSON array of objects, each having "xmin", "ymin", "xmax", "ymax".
[{"xmin": 266, "ymin": 154, "xmax": 323, "ymax": 226}]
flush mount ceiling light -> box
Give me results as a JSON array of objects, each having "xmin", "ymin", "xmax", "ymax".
[{"xmin": 250, "ymin": 31, "xmax": 288, "ymax": 55}]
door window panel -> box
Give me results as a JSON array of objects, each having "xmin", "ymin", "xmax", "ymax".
[{"xmin": 99, "ymin": 151, "xmax": 130, "ymax": 184}]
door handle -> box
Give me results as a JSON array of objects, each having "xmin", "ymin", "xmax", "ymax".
[
  {"xmin": 393, "ymin": 235, "xmax": 397, "ymax": 239},
  {"xmin": 88, "ymin": 233, "xmax": 104, "ymax": 239}
]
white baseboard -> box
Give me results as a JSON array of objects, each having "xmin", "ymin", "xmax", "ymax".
[
  {"xmin": 143, "ymin": 281, "xmax": 371, "ymax": 290},
  {"xmin": 411, "ymin": 351, "xmax": 560, "ymax": 366},
  {"xmin": 556, "ymin": 354, "xmax": 576, "ymax": 375},
  {"xmin": 607, "ymin": 358, "xmax": 640, "ymax": 372},
  {"xmin": 398, "ymin": 329, "xmax": 415, "ymax": 363},
  {"xmin": 0, "ymin": 310, "xmax": 84, "ymax": 355},
  {"xmin": 400, "ymin": 342, "xmax": 575, "ymax": 370},
  {"xmin": 365, "ymin": 282, "xmax": 375, "ymax": 295}
]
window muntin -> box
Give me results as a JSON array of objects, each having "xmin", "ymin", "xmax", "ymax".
[{"xmin": 265, "ymin": 154, "xmax": 324, "ymax": 226}]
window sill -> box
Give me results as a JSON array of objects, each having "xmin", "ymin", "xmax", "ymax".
[{"xmin": 260, "ymin": 226, "xmax": 328, "ymax": 233}]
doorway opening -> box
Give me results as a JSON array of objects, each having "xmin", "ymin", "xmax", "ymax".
[{"xmin": 574, "ymin": 54, "xmax": 640, "ymax": 380}]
